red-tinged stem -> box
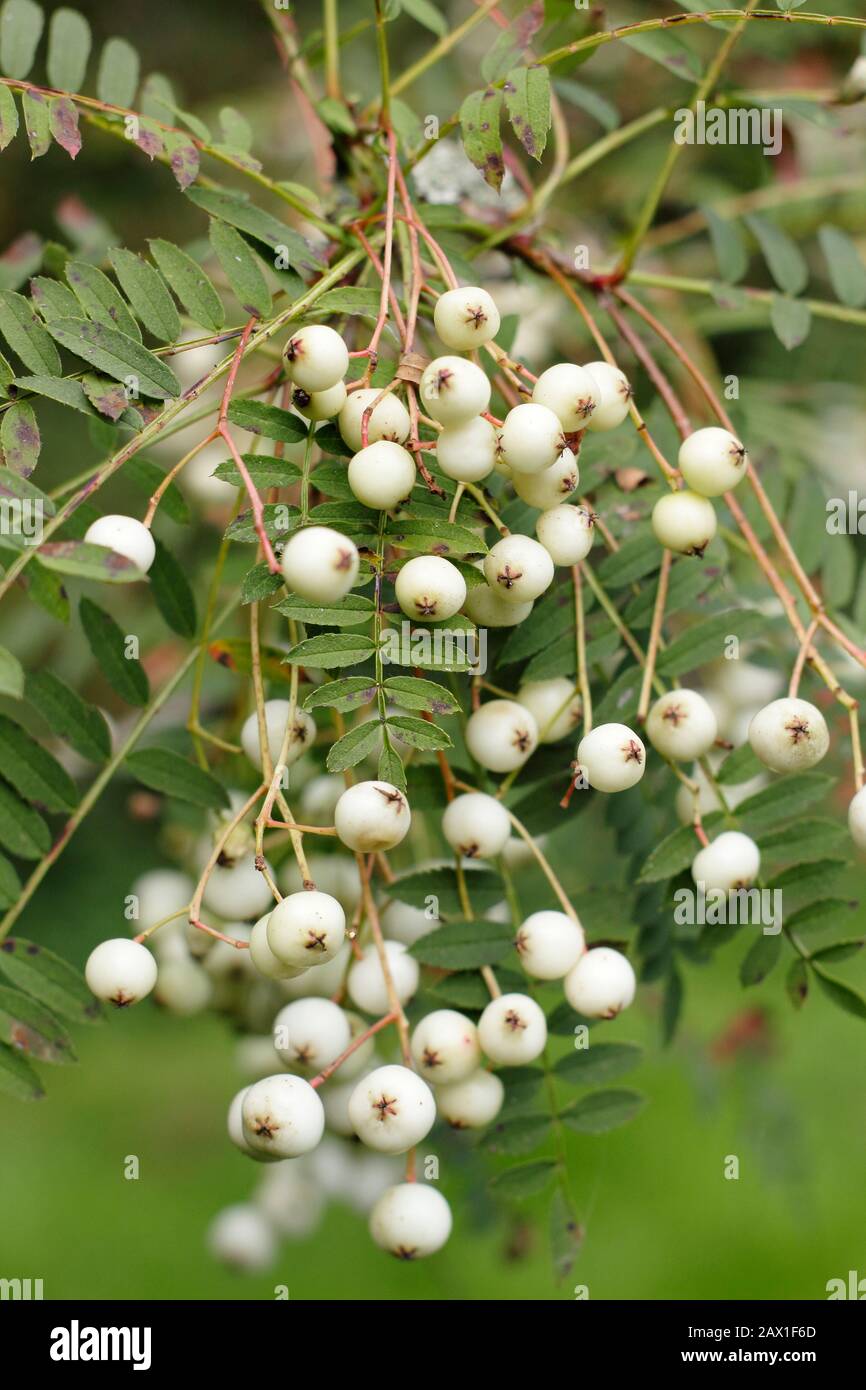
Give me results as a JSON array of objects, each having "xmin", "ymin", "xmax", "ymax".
[
  {"xmin": 218, "ymin": 317, "xmax": 280, "ymax": 573},
  {"xmin": 309, "ymin": 1011, "xmax": 398, "ymax": 1087}
]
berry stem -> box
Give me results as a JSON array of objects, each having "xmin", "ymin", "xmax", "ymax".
[
  {"xmin": 573, "ymin": 565, "xmax": 592, "ymax": 735},
  {"xmin": 309, "ymin": 1011, "xmax": 398, "ymax": 1088},
  {"xmin": 638, "ymin": 550, "xmax": 672, "ymax": 723}
]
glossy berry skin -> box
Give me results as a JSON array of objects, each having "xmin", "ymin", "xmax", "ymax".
[
  {"xmin": 266, "ymin": 890, "xmax": 346, "ymax": 968},
  {"xmin": 395, "ymin": 555, "xmax": 467, "ymax": 621},
  {"xmin": 464, "ymin": 583, "xmax": 533, "ymax": 628},
  {"xmin": 334, "ymin": 780, "xmax": 411, "ymax": 852},
  {"xmin": 292, "ymin": 380, "xmax": 347, "ymax": 421},
  {"xmin": 849, "ymin": 786, "xmax": 866, "ymax": 850},
  {"xmin": 691, "ymin": 831, "xmax": 760, "ymax": 891},
  {"xmin": 512, "ymin": 448, "xmax": 579, "ymax": 509},
  {"xmin": 532, "ymin": 362, "xmax": 600, "ymax": 431},
  {"xmin": 584, "ymin": 362, "xmax": 632, "ymax": 432},
  {"xmin": 85, "ymin": 938, "xmax": 158, "ymax": 1007},
  {"xmin": 347, "ymin": 940, "xmax": 419, "ymax": 1014},
  {"xmin": 678, "ymin": 427, "xmax": 748, "ymax": 497},
  {"xmin": 338, "ymin": 388, "xmax": 411, "ymax": 453},
  {"xmin": 434, "ymin": 286, "xmax": 500, "ymax": 351},
  {"xmin": 577, "ymin": 722, "xmax": 646, "ymax": 793},
  {"xmin": 410, "ymin": 1009, "xmax": 481, "ymax": 1084},
  {"xmin": 419, "ymin": 355, "xmax": 491, "ymax": 426},
  {"xmin": 652, "ymin": 490, "xmax": 717, "ymax": 557},
  {"xmin": 646, "ymin": 689, "xmax": 718, "ymax": 761},
  {"xmin": 465, "ymin": 699, "xmax": 539, "ymax": 773},
  {"xmin": 283, "ymin": 324, "xmax": 349, "ymax": 392},
  {"xmin": 515, "ymin": 910, "xmax": 586, "ymax": 980},
  {"xmin": 249, "ymin": 913, "xmax": 307, "ymax": 981},
  {"xmin": 478, "ymin": 992, "xmax": 547, "ymax": 1065},
  {"xmin": 441, "ymin": 791, "xmax": 511, "ymax": 859},
  {"xmin": 280, "ymin": 526, "xmax": 359, "ymax": 604},
  {"xmin": 517, "ymin": 677, "xmax": 581, "ymax": 743},
  {"xmin": 241, "ymin": 1073, "xmax": 325, "ymax": 1158},
  {"xmin": 348, "ymin": 440, "xmax": 416, "ymax": 510},
  {"xmin": 748, "ymin": 697, "xmax": 830, "ymax": 774},
  {"xmin": 84, "ymin": 515, "xmax": 155, "ymax": 574},
  {"xmin": 240, "ymin": 699, "xmax": 316, "ymax": 771},
  {"xmin": 564, "ymin": 947, "xmax": 636, "ymax": 1019},
  {"xmin": 273, "ymin": 997, "xmax": 352, "ymax": 1075},
  {"xmin": 498, "ymin": 403, "xmax": 564, "ymax": 474},
  {"xmin": 348, "ymin": 1064, "xmax": 436, "ymax": 1153},
  {"xmin": 435, "ymin": 1069, "xmax": 505, "ymax": 1129},
  {"xmin": 369, "ymin": 1182, "xmax": 452, "ymax": 1259},
  {"xmin": 484, "ymin": 534, "xmax": 554, "ymax": 605},
  {"xmin": 436, "ymin": 416, "xmax": 498, "ymax": 482},
  {"xmin": 535, "ymin": 504, "xmax": 595, "ymax": 565},
  {"xmin": 227, "ymin": 1087, "xmax": 280, "ymax": 1161}
]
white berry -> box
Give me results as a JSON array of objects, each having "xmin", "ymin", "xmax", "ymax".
[
  {"xmin": 228, "ymin": 1087, "xmax": 278, "ymax": 1161},
  {"xmin": 463, "ymin": 582, "xmax": 533, "ymax": 628},
  {"xmin": 483, "ymin": 534, "xmax": 554, "ymax": 605},
  {"xmin": 436, "ymin": 415, "xmax": 498, "ymax": 482},
  {"xmin": 369, "ymin": 1182, "xmax": 452, "ymax": 1258},
  {"xmin": 512, "ymin": 448, "xmax": 580, "ymax": 509},
  {"xmin": 395, "ymin": 554, "xmax": 467, "ymax": 621},
  {"xmin": 564, "ymin": 947, "xmax": 636, "ymax": 1019},
  {"xmin": 465, "ymin": 699, "xmax": 538, "ymax": 773},
  {"xmin": 267, "ymin": 890, "xmax": 346, "ymax": 969},
  {"xmin": 584, "ymin": 361, "xmax": 632, "ymax": 431},
  {"xmin": 348, "ymin": 1064, "xmax": 435, "ymax": 1153},
  {"xmin": 436, "ymin": 1069, "xmax": 504, "ymax": 1129},
  {"xmin": 85, "ymin": 938, "xmax": 157, "ymax": 1007},
  {"xmin": 652, "ymin": 489, "xmax": 717, "ymax": 556},
  {"xmin": 338, "ymin": 388, "xmax": 411, "ymax": 453},
  {"xmin": 273, "ymin": 997, "xmax": 352, "ymax": 1075},
  {"xmin": 249, "ymin": 913, "xmax": 306, "ymax": 981},
  {"xmin": 535, "ymin": 504, "xmax": 595, "ymax": 565},
  {"xmin": 516, "ymin": 910, "xmax": 585, "ymax": 980},
  {"xmin": 498, "ymin": 402, "xmax": 564, "ymax": 474},
  {"xmin": 748, "ymin": 697, "xmax": 830, "ymax": 774},
  {"xmin": 380, "ymin": 899, "xmax": 438, "ymax": 946},
  {"xmin": 280, "ymin": 525, "xmax": 359, "ymax": 604},
  {"xmin": 347, "ymin": 940, "xmax": 419, "ymax": 1015},
  {"xmin": 153, "ymin": 957, "xmax": 213, "ymax": 1015},
  {"xmin": 348, "ymin": 439, "xmax": 416, "ymax": 510},
  {"xmin": 678, "ymin": 426, "xmax": 748, "ymax": 496},
  {"xmin": 516, "ymin": 678, "xmax": 581, "ymax": 743},
  {"xmin": 441, "ymin": 791, "xmax": 511, "ymax": 859},
  {"xmin": 241, "ymin": 1073, "xmax": 325, "ymax": 1157},
  {"xmin": 419, "ymin": 355, "xmax": 490, "ymax": 426},
  {"xmin": 411, "ymin": 1009, "xmax": 481, "ymax": 1084},
  {"xmin": 240, "ymin": 699, "xmax": 316, "ymax": 771},
  {"xmin": 532, "ymin": 362, "xmax": 600, "ymax": 431},
  {"xmin": 284, "ymin": 323, "xmax": 348, "ymax": 392},
  {"xmin": 292, "ymin": 379, "xmax": 347, "ymax": 421},
  {"xmin": 478, "ymin": 992, "xmax": 547, "ymax": 1065},
  {"xmin": 849, "ymin": 785, "xmax": 866, "ymax": 850},
  {"xmin": 202, "ymin": 856, "xmax": 274, "ymax": 921},
  {"xmin": 691, "ymin": 830, "xmax": 761, "ymax": 891},
  {"xmin": 84, "ymin": 514, "xmax": 155, "ymax": 574},
  {"xmin": 338, "ymin": 1009, "xmax": 379, "ymax": 1081},
  {"xmin": 434, "ymin": 286, "xmax": 500, "ymax": 351},
  {"xmin": 577, "ymin": 722, "xmax": 646, "ymax": 793},
  {"xmin": 207, "ymin": 1203, "xmax": 276, "ymax": 1271},
  {"xmin": 646, "ymin": 689, "xmax": 718, "ymax": 761},
  {"xmin": 334, "ymin": 780, "xmax": 411, "ymax": 852}
]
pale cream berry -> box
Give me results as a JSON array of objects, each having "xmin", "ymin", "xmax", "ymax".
[
  {"xmin": 478, "ymin": 992, "xmax": 547, "ymax": 1065},
  {"xmin": 240, "ymin": 699, "xmax": 316, "ymax": 771},
  {"xmin": 284, "ymin": 323, "xmax": 349, "ymax": 392},
  {"xmin": 241, "ymin": 1073, "xmax": 325, "ymax": 1158},
  {"xmin": 441, "ymin": 791, "xmax": 511, "ymax": 859},
  {"xmin": 153, "ymin": 958, "xmax": 213, "ymax": 1015},
  {"xmin": 273, "ymin": 997, "xmax": 352, "ymax": 1075},
  {"xmin": 348, "ymin": 1064, "xmax": 436, "ymax": 1153},
  {"xmin": 85, "ymin": 938, "xmax": 157, "ymax": 1007},
  {"xmin": 436, "ymin": 415, "xmax": 498, "ymax": 482},
  {"xmin": 584, "ymin": 361, "xmax": 632, "ymax": 432},
  {"xmin": 208, "ymin": 1204, "xmax": 277, "ymax": 1270},
  {"xmin": 515, "ymin": 910, "xmax": 585, "ymax": 980},
  {"xmin": 678, "ymin": 426, "xmax": 748, "ymax": 497},
  {"xmin": 535, "ymin": 504, "xmax": 594, "ymax": 565},
  {"xmin": 652, "ymin": 490, "xmax": 717, "ymax": 557},
  {"xmin": 84, "ymin": 514, "xmax": 155, "ymax": 573},
  {"xmin": 516, "ymin": 678, "xmax": 582, "ymax": 743},
  {"xmin": 280, "ymin": 525, "xmax": 359, "ymax": 604},
  {"xmin": 646, "ymin": 689, "xmax": 718, "ymax": 761},
  {"xmin": 465, "ymin": 699, "xmax": 538, "ymax": 773},
  {"xmin": 338, "ymin": 388, "xmax": 411, "ymax": 453},
  {"xmin": 292, "ymin": 380, "xmax": 347, "ymax": 421},
  {"xmin": 512, "ymin": 448, "xmax": 579, "ymax": 509},
  {"xmin": 419, "ymin": 355, "xmax": 491, "ymax": 426},
  {"xmin": 395, "ymin": 554, "xmax": 467, "ymax": 621},
  {"xmin": 691, "ymin": 830, "xmax": 761, "ymax": 891},
  {"xmin": 334, "ymin": 780, "xmax": 411, "ymax": 852},
  {"xmin": 201, "ymin": 857, "xmax": 274, "ymax": 921},
  {"xmin": 249, "ymin": 913, "xmax": 307, "ymax": 981},
  {"xmin": 464, "ymin": 581, "xmax": 533, "ymax": 628},
  {"xmin": 434, "ymin": 286, "xmax": 500, "ymax": 351},
  {"xmin": 266, "ymin": 890, "xmax": 346, "ymax": 968},
  {"xmin": 849, "ymin": 785, "xmax": 866, "ymax": 850},
  {"xmin": 748, "ymin": 697, "xmax": 830, "ymax": 774},
  {"xmin": 410, "ymin": 1009, "xmax": 481, "ymax": 1084},
  {"xmin": 498, "ymin": 403, "xmax": 564, "ymax": 475},
  {"xmin": 369, "ymin": 1182, "xmax": 452, "ymax": 1258},
  {"xmin": 483, "ymin": 534, "xmax": 554, "ymax": 604},
  {"xmin": 347, "ymin": 940, "xmax": 419, "ymax": 1014},
  {"xmin": 348, "ymin": 440, "xmax": 416, "ymax": 510},
  {"xmin": 532, "ymin": 362, "xmax": 600, "ymax": 430},
  {"xmin": 577, "ymin": 722, "xmax": 646, "ymax": 793},
  {"xmin": 380, "ymin": 899, "xmax": 438, "ymax": 946},
  {"xmin": 435, "ymin": 1069, "xmax": 504, "ymax": 1129},
  {"xmin": 564, "ymin": 947, "xmax": 636, "ymax": 1019}
]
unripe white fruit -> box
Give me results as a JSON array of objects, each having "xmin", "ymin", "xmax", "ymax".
[
  {"xmin": 85, "ymin": 938, "xmax": 158, "ymax": 1007},
  {"xmin": 678, "ymin": 426, "xmax": 748, "ymax": 497},
  {"xmin": 249, "ymin": 913, "xmax": 306, "ymax": 981},
  {"xmin": 320, "ymin": 1074, "xmax": 363, "ymax": 1136},
  {"xmin": 267, "ymin": 891, "xmax": 346, "ymax": 968},
  {"xmin": 535, "ymin": 504, "xmax": 595, "ymax": 565},
  {"xmin": 410, "ymin": 1009, "xmax": 481, "ymax": 1083},
  {"xmin": 395, "ymin": 554, "xmax": 467, "ymax": 621},
  {"xmin": 284, "ymin": 323, "xmax": 348, "ymax": 392},
  {"xmin": 584, "ymin": 361, "xmax": 632, "ymax": 432},
  {"xmin": 130, "ymin": 868, "xmax": 193, "ymax": 959},
  {"xmin": 463, "ymin": 582, "xmax": 533, "ymax": 628},
  {"xmin": 691, "ymin": 830, "xmax": 761, "ymax": 891},
  {"xmin": 380, "ymin": 899, "xmax": 438, "ymax": 946},
  {"xmin": 280, "ymin": 853, "xmax": 360, "ymax": 915},
  {"xmin": 478, "ymin": 992, "xmax": 547, "ymax": 1065},
  {"xmin": 256, "ymin": 1156, "xmax": 326, "ymax": 1237},
  {"xmin": 348, "ymin": 439, "xmax": 416, "ymax": 510},
  {"xmin": 498, "ymin": 403, "xmax": 565, "ymax": 474},
  {"xmin": 299, "ymin": 773, "xmax": 345, "ymax": 823},
  {"xmin": 646, "ymin": 689, "xmax": 718, "ymax": 761},
  {"xmin": 207, "ymin": 1203, "xmax": 277, "ymax": 1271},
  {"xmin": 436, "ymin": 416, "xmax": 498, "ymax": 482},
  {"xmin": 349, "ymin": 1064, "xmax": 436, "ymax": 1153},
  {"xmin": 516, "ymin": 678, "xmax": 581, "ymax": 743},
  {"xmin": 436, "ymin": 1069, "xmax": 504, "ymax": 1129},
  {"xmin": 465, "ymin": 699, "xmax": 538, "ymax": 773},
  {"xmin": 532, "ymin": 362, "xmax": 600, "ymax": 430},
  {"xmin": 201, "ymin": 857, "xmax": 274, "ymax": 921},
  {"xmin": 273, "ymin": 997, "xmax": 352, "ymax": 1075},
  {"xmin": 577, "ymin": 722, "xmax": 646, "ymax": 793},
  {"xmin": 419, "ymin": 355, "xmax": 491, "ymax": 426},
  {"xmin": 280, "ymin": 525, "xmax": 359, "ymax": 604},
  {"xmin": 278, "ymin": 942, "xmax": 351, "ymax": 1000},
  {"xmin": 434, "ymin": 286, "xmax": 500, "ymax": 351},
  {"xmin": 241, "ymin": 1073, "xmax": 325, "ymax": 1157},
  {"xmin": 516, "ymin": 910, "xmax": 585, "ymax": 981},
  {"xmin": 512, "ymin": 448, "xmax": 579, "ymax": 509},
  {"xmin": 748, "ymin": 697, "xmax": 830, "ymax": 774},
  {"xmin": 153, "ymin": 957, "xmax": 212, "ymax": 1015},
  {"xmin": 240, "ymin": 699, "xmax": 316, "ymax": 771},
  {"xmin": 564, "ymin": 947, "xmax": 636, "ymax": 1019},
  {"xmin": 338, "ymin": 388, "xmax": 411, "ymax": 453},
  {"xmin": 849, "ymin": 786, "xmax": 866, "ymax": 850},
  {"xmin": 83, "ymin": 514, "xmax": 155, "ymax": 574},
  {"xmin": 484, "ymin": 534, "xmax": 554, "ymax": 605},
  {"xmin": 334, "ymin": 780, "xmax": 411, "ymax": 852},
  {"xmin": 228, "ymin": 1088, "xmax": 271, "ymax": 1160},
  {"xmin": 292, "ymin": 379, "xmax": 347, "ymax": 421},
  {"xmin": 369, "ymin": 1182, "xmax": 452, "ymax": 1258},
  {"xmin": 348, "ymin": 940, "xmax": 419, "ymax": 1015},
  {"xmin": 652, "ymin": 489, "xmax": 717, "ymax": 557},
  {"xmin": 441, "ymin": 792, "xmax": 511, "ymax": 859}
]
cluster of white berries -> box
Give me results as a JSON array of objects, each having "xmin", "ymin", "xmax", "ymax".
[{"xmin": 651, "ymin": 427, "xmax": 748, "ymax": 558}]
